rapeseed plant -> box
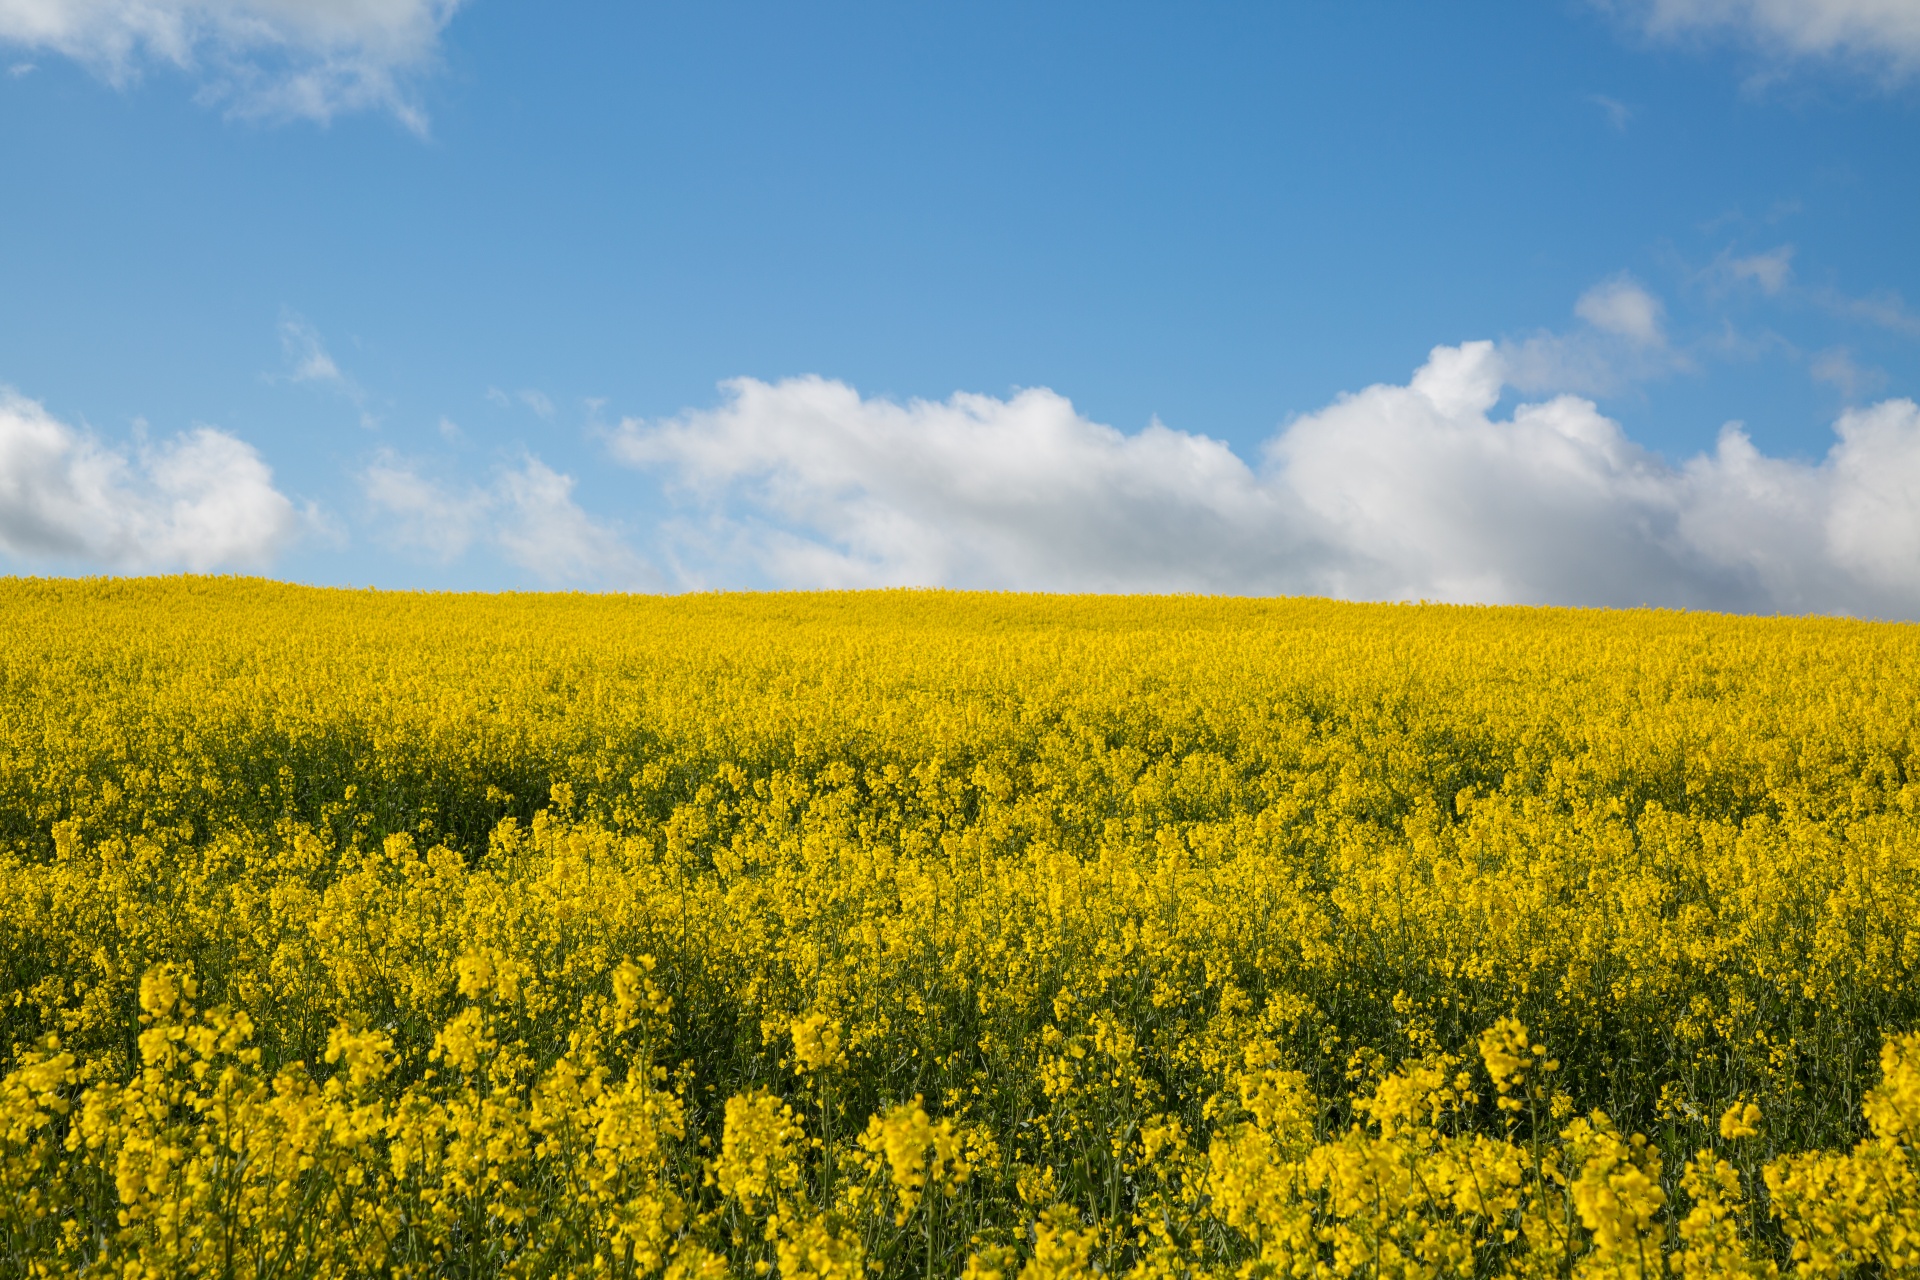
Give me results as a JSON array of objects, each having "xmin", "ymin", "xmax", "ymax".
[{"xmin": 0, "ymin": 579, "xmax": 1916, "ymax": 1276}]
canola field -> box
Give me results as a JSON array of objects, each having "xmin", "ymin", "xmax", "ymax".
[{"xmin": 3, "ymin": 578, "xmax": 1919, "ymax": 1280}]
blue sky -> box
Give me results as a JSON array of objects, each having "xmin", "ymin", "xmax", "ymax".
[{"xmin": 3, "ymin": 1, "xmax": 1920, "ymax": 612}]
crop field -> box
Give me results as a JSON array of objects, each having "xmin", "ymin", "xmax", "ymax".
[{"xmin": 2, "ymin": 578, "xmax": 1917, "ymax": 1280}]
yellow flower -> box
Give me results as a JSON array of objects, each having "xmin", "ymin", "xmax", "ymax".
[
  {"xmin": 1718, "ymin": 1102, "xmax": 1761, "ymax": 1142},
  {"xmin": 791, "ymin": 1013, "xmax": 847, "ymax": 1076}
]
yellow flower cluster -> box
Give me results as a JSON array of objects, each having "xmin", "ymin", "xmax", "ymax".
[{"xmin": 2, "ymin": 577, "xmax": 1919, "ymax": 1277}]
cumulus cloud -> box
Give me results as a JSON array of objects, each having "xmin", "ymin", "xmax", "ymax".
[
  {"xmin": 616, "ymin": 377, "xmax": 1297, "ymax": 593},
  {"xmin": 362, "ymin": 450, "xmax": 656, "ymax": 587},
  {"xmin": 0, "ymin": 387, "xmax": 297, "ymax": 570},
  {"xmin": 0, "ymin": 0, "xmax": 464, "ymax": 129},
  {"xmin": 610, "ymin": 344, "xmax": 1920, "ymax": 617},
  {"xmin": 1618, "ymin": 0, "xmax": 1920, "ymax": 78}
]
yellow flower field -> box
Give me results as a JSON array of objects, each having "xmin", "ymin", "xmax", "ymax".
[{"xmin": 2, "ymin": 578, "xmax": 1917, "ymax": 1279}]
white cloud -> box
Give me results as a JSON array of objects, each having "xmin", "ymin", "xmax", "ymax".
[
  {"xmin": 1809, "ymin": 347, "xmax": 1886, "ymax": 398},
  {"xmin": 1677, "ymin": 401, "xmax": 1920, "ymax": 610},
  {"xmin": 0, "ymin": 386, "xmax": 296, "ymax": 570},
  {"xmin": 487, "ymin": 387, "xmax": 558, "ymax": 418},
  {"xmin": 1589, "ymin": 93, "xmax": 1634, "ymax": 129},
  {"xmin": 1714, "ymin": 244, "xmax": 1796, "ymax": 294},
  {"xmin": 492, "ymin": 457, "xmax": 649, "ymax": 585},
  {"xmin": 1815, "ymin": 285, "xmax": 1920, "ymax": 337},
  {"xmin": 1498, "ymin": 276, "xmax": 1682, "ymax": 396},
  {"xmin": 280, "ymin": 315, "xmax": 342, "ymax": 384},
  {"xmin": 613, "ymin": 376, "xmax": 1294, "ymax": 593},
  {"xmin": 361, "ymin": 450, "xmax": 485, "ymax": 561},
  {"xmin": 610, "ymin": 343, "xmax": 1920, "ymax": 617},
  {"xmin": 1620, "ymin": 0, "xmax": 1920, "ymax": 78},
  {"xmin": 0, "ymin": 0, "xmax": 464, "ymax": 129},
  {"xmin": 1575, "ymin": 276, "xmax": 1667, "ymax": 345},
  {"xmin": 1696, "ymin": 247, "xmax": 1918, "ymax": 350},
  {"xmin": 362, "ymin": 450, "xmax": 656, "ymax": 587},
  {"xmin": 278, "ymin": 314, "xmax": 377, "ymax": 427}
]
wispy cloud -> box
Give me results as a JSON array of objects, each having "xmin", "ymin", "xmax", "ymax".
[
  {"xmin": 1611, "ymin": 0, "xmax": 1920, "ymax": 81},
  {"xmin": 362, "ymin": 450, "xmax": 657, "ymax": 587},
  {"xmin": 1813, "ymin": 285, "xmax": 1920, "ymax": 337},
  {"xmin": 281, "ymin": 317, "xmax": 343, "ymax": 384},
  {"xmin": 491, "ymin": 457, "xmax": 646, "ymax": 585},
  {"xmin": 0, "ymin": 0, "xmax": 466, "ymax": 131},
  {"xmin": 1576, "ymin": 276, "xmax": 1668, "ymax": 345},
  {"xmin": 1709, "ymin": 244, "xmax": 1796, "ymax": 295},
  {"xmin": 277, "ymin": 314, "xmax": 377, "ymax": 427},
  {"xmin": 360, "ymin": 451, "xmax": 488, "ymax": 562},
  {"xmin": 609, "ymin": 343, "xmax": 1920, "ymax": 617},
  {"xmin": 0, "ymin": 386, "xmax": 297, "ymax": 571},
  {"xmin": 1810, "ymin": 347, "xmax": 1887, "ymax": 399},
  {"xmin": 1589, "ymin": 93, "xmax": 1634, "ymax": 129},
  {"xmin": 1499, "ymin": 275, "xmax": 1687, "ymax": 396},
  {"xmin": 488, "ymin": 387, "xmax": 559, "ymax": 418},
  {"xmin": 1692, "ymin": 245, "xmax": 1918, "ymax": 359}
]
